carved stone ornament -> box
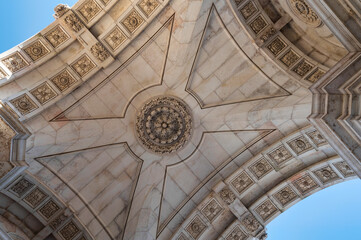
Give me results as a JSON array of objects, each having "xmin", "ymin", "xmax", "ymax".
[
  {"xmin": 241, "ymin": 214, "xmax": 260, "ymax": 233},
  {"xmin": 65, "ymin": 13, "xmax": 84, "ymax": 32},
  {"xmin": 293, "ymin": 174, "xmax": 319, "ymax": 195},
  {"xmin": 273, "ymin": 185, "xmax": 298, "ymax": 207},
  {"xmin": 231, "ymin": 171, "xmax": 254, "ymax": 195},
  {"xmin": 226, "ymin": 226, "xmax": 247, "ymax": 240},
  {"xmin": 1, "ymin": 52, "xmax": 29, "ymax": 73},
  {"xmin": 333, "ymin": 161, "xmax": 355, "ymax": 178},
  {"xmin": 59, "ymin": 221, "xmax": 80, "ymax": 240},
  {"xmin": 313, "ymin": 166, "xmax": 340, "ymax": 184},
  {"xmin": 201, "ymin": 198, "xmax": 223, "ymax": 222},
  {"xmin": 288, "ymin": 0, "xmax": 322, "ymax": 27},
  {"xmin": 54, "ymin": 4, "xmax": 70, "ymax": 19},
  {"xmin": 135, "ymin": 96, "xmax": 192, "ymax": 154},
  {"xmin": 137, "ymin": 0, "xmax": 160, "ymax": 17},
  {"xmin": 267, "ymin": 145, "xmax": 292, "ymax": 166},
  {"xmin": 90, "ymin": 43, "xmax": 110, "ymax": 62},
  {"xmin": 185, "ymin": 215, "xmax": 207, "ymax": 240},
  {"xmin": 0, "ymin": 117, "xmax": 15, "ymax": 162},
  {"xmin": 255, "ymin": 199, "xmax": 278, "ymax": 221},
  {"xmin": 219, "ymin": 187, "xmax": 236, "ymax": 205},
  {"xmin": 122, "ymin": 9, "xmax": 145, "ymax": 33}
]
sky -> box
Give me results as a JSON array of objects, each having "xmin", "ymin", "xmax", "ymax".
[{"xmin": 1, "ymin": 1, "xmax": 361, "ymax": 240}]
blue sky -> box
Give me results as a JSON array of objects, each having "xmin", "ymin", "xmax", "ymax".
[{"xmin": 1, "ymin": 1, "xmax": 361, "ymax": 240}]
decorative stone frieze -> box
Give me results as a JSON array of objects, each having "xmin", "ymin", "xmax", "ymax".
[
  {"xmin": 279, "ymin": 49, "xmax": 300, "ymax": 67},
  {"xmin": 10, "ymin": 94, "xmax": 38, "ymax": 115},
  {"xmin": 273, "ymin": 185, "xmax": 298, "ymax": 207},
  {"xmin": 249, "ymin": 158, "xmax": 273, "ymax": 180},
  {"xmin": 23, "ymin": 187, "xmax": 48, "ymax": 208},
  {"xmin": 104, "ymin": 27, "xmax": 127, "ymax": 51},
  {"xmin": 226, "ymin": 226, "xmax": 247, "ymax": 240},
  {"xmin": 71, "ymin": 54, "xmax": 96, "ymax": 77},
  {"xmin": 201, "ymin": 198, "xmax": 223, "ymax": 222},
  {"xmin": 50, "ymin": 69, "xmax": 77, "ymax": 92},
  {"xmin": 288, "ymin": 0, "xmax": 322, "ymax": 27},
  {"xmin": 267, "ymin": 145, "xmax": 292, "ymax": 166},
  {"xmin": 38, "ymin": 199, "xmax": 61, "ymax": 220},
  {"xmin": 240, "ymin": 2, "xmax": 258, "ymax": 20},
  {"xmin": 137, "ymin": 0, "xmax": 160, "ymax": 17},
  {"xmin": 234, "ymin": 0, "xmax": 245, "ymax": 7},
  {"xmin": 254, "ymin": 199, "xmax": 278, "ymax": 221},
  {"xmin": 23, "ymin": 40, "xmax": 50, "ymax": 62},
  {"xmin": 292, "ymin": 60, "xmax": 314, "ymax": 77},
  {"xmin": 306, "ymin": 68, "xmax": 325, "ymax": 83},
  {"xmin": 59, "ymin": 221, "xmax": 80, "ymax": 240},
  {"xmin": 54, "ymin": 4, "xmax": 70, "ymax": 19},
  {"xmin": 259, "ymin": 27, "xmax": 276, "ymax": 43},
  {"xmin": 240, "ymin": 214, "xmax": 260, "ymax": 233},
  {"xmin": 313, "ymin": 166, "xmax": 340, "ymax": 184},
  {"xmin": 0, "ymin": 117, "xmax": 15, "ymax": 162},
  {"xmin": 135, "ymin": 96, "xmax": 192, "ymax": 154},
  {"xmin": 219, "ymin": 187, "xmax": 236, "ymax": 204},
  {"xmin": 77, "ymin": 0, "xmax": 101, "ymax": 23},
  {"xmin": 333, "ymin": 161, "xmax": 355, "ymax": 178},
  {"xmin": 1, "ymin": 52, "xmax": 29, "ymax": 73},
  {"xmin": 9, "ymin": 178, "xmax": 34, "ymax": 198},
  {"xmin": 50, "ymin": 213, "xmax": 68, "ymax": 230},
  {"xmin": 185, "ymin": 215, "xmax": 207, "ymax": 240},
  {"xmin": 292, "ymin": 174, "xmax": 319, "ymax": 195},
  {"xmin": 90, "ymin": 43, "xmax": 110, "ymax": 62},
  {"xmin": 44, "ymin": 25, "xmax": 70, "ymax": 48},
  {"xmin": 267, "ymin": 37, "xmax": 287, "ymax": 56},
  {"xmin": 249, "ymin": 15, "xmax": 267, "ymax": 34},
  {"xmin": 306, "ymin": 130, "xmax": 327, "ymax": 146},
  {"xmin": 122, "ymin": 9, "xmax": 145, "ymax": 34},
  {"xmin": 231, "ymin": 171, "xmax": 254, "ymax": 195},
  {"xmin": 287, "ymin": 136, "xmax": 312, "ymax": 155},
  {"xmin": 30, "ymin": 82, "xmax": 58, "ymax": 105},
  {"xmin": 64, "ymin": 13, "xmax": 84, "ymax": 32}
]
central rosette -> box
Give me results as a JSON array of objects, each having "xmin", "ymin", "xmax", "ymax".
[{"xmin": 135, "ymin": 96, "xmax": 192, "ymax": 154}]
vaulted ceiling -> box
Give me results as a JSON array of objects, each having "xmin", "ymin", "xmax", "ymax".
[{"xmin": 0, "ymin": 0, "xmax": 360, "ymax": 240}]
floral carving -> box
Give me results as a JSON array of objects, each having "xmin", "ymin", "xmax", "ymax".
[
  {"xmin": 249, "ymin": 158, "xmax": 273, "ymax": 180},
  {"xmin": 259, "ymin": 27, "xmax": 277, "ymax": 43},
  {"xmin": 219, "ymin": 187, "xmax": 236, "ymax": 204},
  {"xmin": 59, "ymin": 221, "xmax": 80, "ymax": 240},
  {"xmin": 45, "ymin": 25, "xmax": 70, "ymax": 48},
  {"xmin": 292, "ymin": 60, "xmax": 314, "ymax": 77},
  {"xmin": 122, "ymin": 9, "xmax": 145, "ymax": 33},
  {"xmin": 10, "ymin": 94, "xmax": 38, "ymax": 115},
  {"xmin": 241, "ymin": 214, "xmax": 260, "ymax": 233},
  {"xmin": 90, "ymin": 43, "xmax": 110, "ymax": 62},
  {"xmin": 288, "ymin": 0, "xmax": 322, "ymax": 27},
  {"xmin": 333, "ymin": 161, "xmax": 355, "ymax": 178},
  {"xmin": 313, "ymin": 166, "xmax": 340, "ymax": 184},
  {"xmin": 51, "ymin": 69, "xmax": 77, "ymax": 92},
  {"xmin": 30, "ymin": 82, "xmax": 58, "ymax": 105},
  {"xmin": 267, "ymin": 145, "xmax": 292, "ymax": 166},
  {"xmin": 226, "ymin": 226, "xmax": 247, "ymax": 240},
  {"xmin": 201, "ymin": 199, "xmax": 223, "ymax": 222},
  {"xmin": 1, "ymin": 52, "xmax": 29, "ymax": 73},
  {"xmin": 136, "ymin": 96, "xmax": 192, "ymax": 154},
  {"xmin": 65, "ymin": 13, "xmax": 84, "ymax": 32},
  {"xmin": 306, "ymin": 68, "xmax": 325, "ymax": 83},
  {"xmin": 279, "ymin": 49, "xmax": 300, "ymax": 67},
  {"xmin": 249, "ymin": 15, "xmax": 267, "ymax": 34},
  {"xmin": 287, "ymin": 136, "xmax": 312, "ymax": 155},
  {"xmin": 9, "ymin": 178, "xmax": 34, "ymax": 198},
  {"xmin": 293, "ymin": 174, "xmax": 319, "ymax": 195},
  {"xmin": 78, "ymin": 0, "xmax": 101, "ymax": 23},
  {"xmin": 71, "ymin": 55, "xmax": 96, "ymax": 77},
  {"xmin": 186, "ymin": 216, "xmax": 207, "ymax": 240},
  {"xmin": 38, "ymin": 199, "xmax": 61, "ymax": 220},
  {"xmin": 240, "ymin": 1, "xmax": 258, "ymax": 20},
  {"xmin": 273, "ymin": 185, "xmax": 298, "ymax": 207},
  {"xmin": 137, "ymin": 0, "xmax": 160, "ymax": 17},
  {"xmin": 54, "ymin": 4, "xmax": 70, "ymax": 18},
  {"xmin": 231, "ymin": 171, "xmax": 254, "ymax": 195},
  {"xmin": 104, "ymin": 27, "xmax": 127, "ymax": 51},
  {"xmin": 24, "ymin": 40, "xmax": 50, "ymax": 62},
  {"xmin": 255, "ymin": 199, "xmax": 278, "ymax": 221},
  {"xmin": 306, "ymin": 130, "xmax": 326, "ymax": 146},
  {"xmin": 24, "ymin": 188, "xmax": 48, "ymax": 208}
]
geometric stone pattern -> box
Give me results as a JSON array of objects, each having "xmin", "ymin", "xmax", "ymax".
[
  {"xmin": 267, "ymin": 37, "xmax": 287, "ymax": 56},
  {"xmin": 10, "ymin": 94, "xmax": 38, "ymax": 115},
  {"xmin": 225, "ymin": 225, "xmax": 247, "ymax": 240},
  {"xmin": 313, "ymin": 166, "xmax": 341, "ymax": 184},
  {"xmin": 58, "ymin": 221, "xmax": 80, "ymax": 240},
  {"xmin": 292, "ymin": 60, "xmax": 314, "ymax": 77},
  {"xmin": 273, "ymin": 185, "xmax": 298, "ymax": 207},
  {"xmin": 137, "ymin": 0, "xmax": 160, "ymax": 17},
  {"xmin": 292, "ymin": 174, "xmax": 319, "ymax": 195},
  {"xmin": 38, "ymin": 199, "xmax": 61, "ymax": 220},
  {"xmin": 287, "ymin": 136, "xmax": 313, "ymax": 155},
  {"xmin": 177, "ymin": 233, "xmax": 188, "ymax": 240},
  {"xmin": 254, "ymin": 199, "xmax": 278, "ymax": 221},
  {"xmin": 121, "ymin": 9, "xmax": 145, "ymax": 34},
  {"xmin": 267, "ymin": 145, "xmax": 292, "ymax": 166},
  {"xmin": 185, "ymin": 215, "xmax": 207, "ymax": 240},
  {"xmin": 231, "ymin": 171, "xmax": 254, "ymax": 195},
  {"xmin": 239, "ymin": 1, "xmax": 258, "ymax": 20},
  {"xmin": 23, "ymin": 187, "xmax": 48, "ymax": 209},
  {"xmin": 249, "ymin": 158, "xmax": 274, "ymax": 180},
  {"xmin": 104, "ymin": 27, "xmax": 127, "ymax": 51},
  {"xmin": 249, "ymin": 15, "xmax": 267, "ymax": 34},
  {"xmin": 279, "ymin": 49, "xmax": 300, "ymax": 67},
  {"xmin": 9, "ymin": 178, "xmax": 34, "ymax": 198},
  {"xmin": 50, "ymin": 69, "xmax": 77, "ymax": 92},
  {"xmin": 306, "ymin": 68, "xmax": 325, "ymax": 83},
  {"xmin": 201, "ymin": 198, "xmax": 223, "ymax": 222},
  {"xmin": 333, "ymin": 161, "xmax": 355, "ymax": 178},
  {"xmin": 71, "ymin": 55, "xmax": 96, "ymax": 77},
  {"xmin": 77, "ymin": 0, "xmax": 101, "ymax": 23},
  {"xmin": 30, "ymin": 82, "xmax": 58, "ymax": 105},
  {"xmin": 50, "ymin": 213, "xmax": 68, "ymax": 230},
  {"xmin": 135, "ymin": 96, "xmax": 192, "ymax": 154},
  {"xmin": 1, "ymin": 52, "xmax": 29, "ymax": 73},
  {"xmin": 23, "ymin": 40, "xmax": 50, "ymax": 62},
  {"xmin": 44, "ymin": 25, "xmax": 70, "ymax": 48}
]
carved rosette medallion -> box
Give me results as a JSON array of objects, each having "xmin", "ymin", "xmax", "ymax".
[
  {"xmin": 136, "ymin": 96, "xmax": 192, "ymax": 154},
  {"xmin": 288, "ymin": 0, "xmax": 322, "ymax": 27}
]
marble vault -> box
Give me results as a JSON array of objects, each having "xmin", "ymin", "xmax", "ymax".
[{"xmin": 0, "ymin": 0, "xmax": 360, "ymax": 240}]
